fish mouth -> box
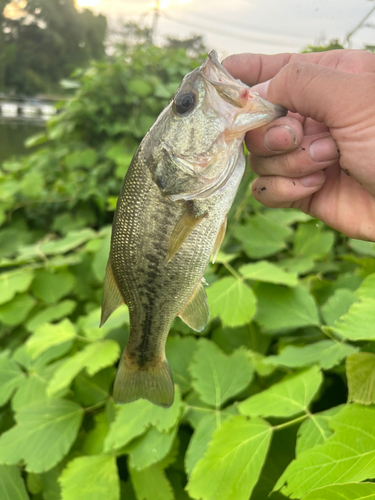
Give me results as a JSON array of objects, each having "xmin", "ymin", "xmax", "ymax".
[{"xmin": 200, "ymin": 49, "xmax": 287, "ymax": 123}]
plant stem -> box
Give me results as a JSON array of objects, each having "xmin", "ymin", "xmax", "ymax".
[
  {"xmin": 84, "ymin": 399, "xmax": 108, "ymax": 413},
  {"xmin": 223, "ymin": 262, "xmax": 243, "ymax": 281},
  {"xmin": 273, "ymin": 413, "xmax": 308, "ymax": 431}
]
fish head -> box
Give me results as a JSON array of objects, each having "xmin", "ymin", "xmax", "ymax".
[{"xmin": 148, "ymin": 50, "xmax": 287, "ymax": 200}]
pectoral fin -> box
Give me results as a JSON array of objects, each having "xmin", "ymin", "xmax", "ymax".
[
  {"xmin": 178, "ymin": 281, "xmax": 209, "ymax": 332},
  {"xmin": 100, "ymin": 259, "xmax": 124, "ymax": 327},
  {"xmin": 166, "ymin": 206, "xmax": 206, "ymax": 263},
  {"xmin": 212, "ymin": 216, "xmax": 227, "ymax": 264}
]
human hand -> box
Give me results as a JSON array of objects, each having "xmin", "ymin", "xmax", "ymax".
[{"xmin": 223, "ymin": 50, "xmax": 375, "ymax": 240}]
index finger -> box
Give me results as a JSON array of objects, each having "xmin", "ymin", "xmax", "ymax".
[{"xmin": 221, "ymin": 50, "xmax": 355, "ymax": 86}]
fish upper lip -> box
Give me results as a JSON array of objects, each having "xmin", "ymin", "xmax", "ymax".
[{"xmin": 201, "ymin": 50, "xmax": 239, "ymax": 84}]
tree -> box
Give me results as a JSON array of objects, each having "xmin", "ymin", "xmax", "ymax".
[{"xmin": 0, "ymin": 0, "xmax": 107, "ymax": 95}]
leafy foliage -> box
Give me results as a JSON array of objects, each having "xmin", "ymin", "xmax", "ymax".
[{"xmin": 0, "ymin": 40, "xmax": 375, "ymax": 500}]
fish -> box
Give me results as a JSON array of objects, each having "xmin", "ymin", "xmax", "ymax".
[{"xmin": 100, "ymin": 50, "xmax": 286, "ymax": 407}]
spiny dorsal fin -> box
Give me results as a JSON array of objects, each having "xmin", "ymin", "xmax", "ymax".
[
  {"xmin": 100, "ymin": 259, "xmax": 124, "ymax": 327},
  {"xmin": 212, "ymin": 216, "xmax": 227, "ymax": 264},
  {"xmin": 166, "ymin": 206, "xmax": 206, "ymax": 263},
  {"xmin": 178, "ymin": 281, "xmax": 209, "ymax": 332}
]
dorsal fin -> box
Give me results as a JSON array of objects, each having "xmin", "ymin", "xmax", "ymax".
[
  {"xmin": 166, "ymin": 205, "xmax": 206, "ymax": 263},
  {"xmin": 178, "ymin": 281, "xmax": 209, "ymax": 332},
  {"xmin": 212, "ymin": 216, "xmax": 227, "ymax": 264},
  {"xmin": 100, "ymin": 259, "xmax": 124, "ymax": 327}
]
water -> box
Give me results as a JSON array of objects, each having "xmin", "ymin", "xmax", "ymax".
[{"xmin": 0, "ymin": 122, "xmax": 43, "ymax": 165}]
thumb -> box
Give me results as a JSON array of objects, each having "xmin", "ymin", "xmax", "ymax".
[{"xmin": 266, "ymin": 61, "xmax": 362, "ymax": 127}]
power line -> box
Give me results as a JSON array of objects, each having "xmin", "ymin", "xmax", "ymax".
[
  {"xmin": 173, "ymin": 7, "xmax": 306, "ymax": 40},
  {"xmin": 161, "ymin": 11, "xmax": 299, "ymax": 47}
]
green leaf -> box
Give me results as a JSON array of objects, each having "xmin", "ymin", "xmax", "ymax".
[
  {"xmin": 239, "ymin": 261, "xmax": 298, "ymax": 286},
  {"xmin": 235, "ymin": 214, "xmax": 293, "ymax": 258},
  {"xmin": 255, "ymin": 284, "xmax": 320, "ymax": 333},
  {"xmin": 294, "ymin": 221, "xmax": 334, "ymax": 258},
  {"xmin": 39, "ymin": 464, "xmax": 64, "ymax": 500},
  {"xmin": 302, "ymin": 483, "xmax": 375, "ymax": 500},
  {"xmin": 0, "ymin": 358, "xmax": 25, "ymax": 406},
  {"xmin": 275, "ymin": 405, "xmax": 375, "ymax": 498},
  {"xmin": 321, "ymin": 289, "xmax": 359, "ymax": 326},
  {"xmin": 78, "ymin": 305, "xmax": 129, "ymax": 340},
  {"xmin": 0, "ymin": 399, "xmax": 83, "ymax": 473},
  {"xmin": 59, "ymin": 455, "xmax": 119, "ymax": 500},
  {"xmin": 82, "ymin": 411, "xmax": 110, "ymax": 455},
  {"xmin": 165, "ymin": 336, "xmax": 197, "ymax": 394},
  {"xmin": 38, "ymin": 229, "xmax": 96, "ymax": 256},
  {"xmin": 187, "ymin": 415, "xmax": 272, "ymax": 500},
  {"xmin": 211, "ymin": 324, "xmax": 270, "ymax": 355},
  {"xmin": 47, "ymin": 340, "xmax": 120, "ymax": 396},
  {"xmin": 0, "ymin": 465, "xmax": 29, "ymax": 500},
  {"xmin": 296, "ymin": 406, "xmax": 342, "ymax": 456},
  {"xmin": 278, "ymin": 257, "xmax": 315, "ymax": 275},
  {"xmin": 26, "ymin": 300, "xmax": 76, "ymax": 331},
  {"xmin": 0, "ymin": 269, "xmax": 34, "ymax": 305},
  {"xmin": 92, "ymin": 237, "xmax": 110, "ymax": 282},
  {"xmin": 330, "ymin": 298, "xmax": 375, "ymax": 340},
  {"xmin": 346, "ymin": 352, "xmax": 375, "ymax": 404},
  {"xmin": 31, "ymin": 269, "xmax": 76, "ymax": 303},
  {"xmin": 65, "ymin": 149, "xmax": 97, "ymax": 169},
  {"xmin": 190, "ymin": 340, "xmax": 253, "ymax": 407},
  {"xmin": 185, "ymin": 413, "xmax": 217, "ymax": 477},
  {"xmin": 0, "ymin": 293, "xmax": 35, "ymax": 326},
  {"xmin": 185, "ymin": 411, "xmax": 235, "ymax": 476},
  {"xmin": 265, "ymin": 340, "xmax": 358, "ymax": 370},
  {"xmin": 356, "ymin": 273, "xmax": 375, "ymax": 300},
  {"xmin": 127, "ymin": 425, "xmax": 177, "ymax": 470},
  {"xmin": 127, "ymin": 79, "xmax": 153, "ymax": 97},
  {"xmin": 263, "ymin": 208, "xmax": 311, "ymax": 226},
  {"xmin": 26, "ymin": 319, "xmax": 76, "ymax": 359},
  {"xmin": 104, "ymin": 387, "xmax": 182, "ymax": 452},
  {"xmin": 348, "ymin": 238, "xmax": 375, "ymax": 256},
  {"xmin": 239, "ymin": 366, "xmax": 322, "ymax": 418},
  {"xmin": 15, "ymin": 342, "xmax": 72, "ymax": 373},
  {"xmin": 207, "ymin": 277, "xmax": 256, "ymax": 327},
  {"xmin": 73, "ymin": 368, "xmax": 115, "ymax": 406},
  {"xmin": 12, "ymin": 363, "xmax": 59, "ymax": 412},
  {"xmin": 129, "ymin": 463, "xmax": 174, "ymax": 500},
  {"xmin": 213, "ymin": 251, "xmax": 239, "ymax": 264}
]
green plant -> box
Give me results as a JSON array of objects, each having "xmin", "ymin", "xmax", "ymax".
[{"xmin": 0, "ymin": 44, "xmax": 375, "ymax": 500}]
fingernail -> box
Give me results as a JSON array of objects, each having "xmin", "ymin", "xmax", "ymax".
[
  {"xmin": 264, "ymin": 125, "xmax": 296, "ymax": 153},
  {"xmin": 251, "ymin": 79, "xmax": 271, "ymax": 98},
  {"xmin": 300, "ymin": 171, "xmax": 325, "ymax": 187},
  {"xmin": 310, "ymin": 137, "xmax": 339, "ymax": 162}
]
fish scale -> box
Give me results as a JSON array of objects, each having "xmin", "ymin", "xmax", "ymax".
[{"xmin": 101, "ymin": 50, "xmax": 286, "ymax": 407}]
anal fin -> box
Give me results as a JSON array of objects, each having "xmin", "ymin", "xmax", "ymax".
[
  {"xmin": 212, "ymin": 216, "xmax": 227, "ymax": 264},
  {"xmin": 178, "ymin": 281, "xmax": 209, "ymax": 332},
  {"xmin": 166, "ymin": 205, "xmax": 206, "ymax": 263},
  {"xmin": 100, "ymin": 259, "xmax": 124, "ymax": 327}
]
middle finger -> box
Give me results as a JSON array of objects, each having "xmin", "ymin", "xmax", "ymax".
[{"xmin": 250, "ymin": 132, "xmax": 340, "ymax": 178}]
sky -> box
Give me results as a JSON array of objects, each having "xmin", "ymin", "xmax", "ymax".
[{"xmin": 76, "ymin": 0, "xmax": 375, "ymax": 57}]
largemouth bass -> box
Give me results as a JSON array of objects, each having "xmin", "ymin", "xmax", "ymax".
[{"xmin": 101, "ymin": 50, "xmax": 286, "ymax": 407}]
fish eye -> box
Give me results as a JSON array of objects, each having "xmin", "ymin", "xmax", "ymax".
[{"xmin": 175, "ymin": 91, "xmax": 196, "ymax": 115}]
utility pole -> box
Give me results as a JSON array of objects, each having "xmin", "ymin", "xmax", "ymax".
[{"xmin": 151, "ymin": 0, "xmax": 160, "ymax": 44}]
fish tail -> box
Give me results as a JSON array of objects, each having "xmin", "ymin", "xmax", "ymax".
[{"xmin": 113, "ymin": 352, "xmax": 174, "ymax": 408}]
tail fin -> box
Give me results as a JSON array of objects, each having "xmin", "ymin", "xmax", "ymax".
[{"xmin": 113, "ymin": 354, "xmax": 174, "ymax": 408}]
